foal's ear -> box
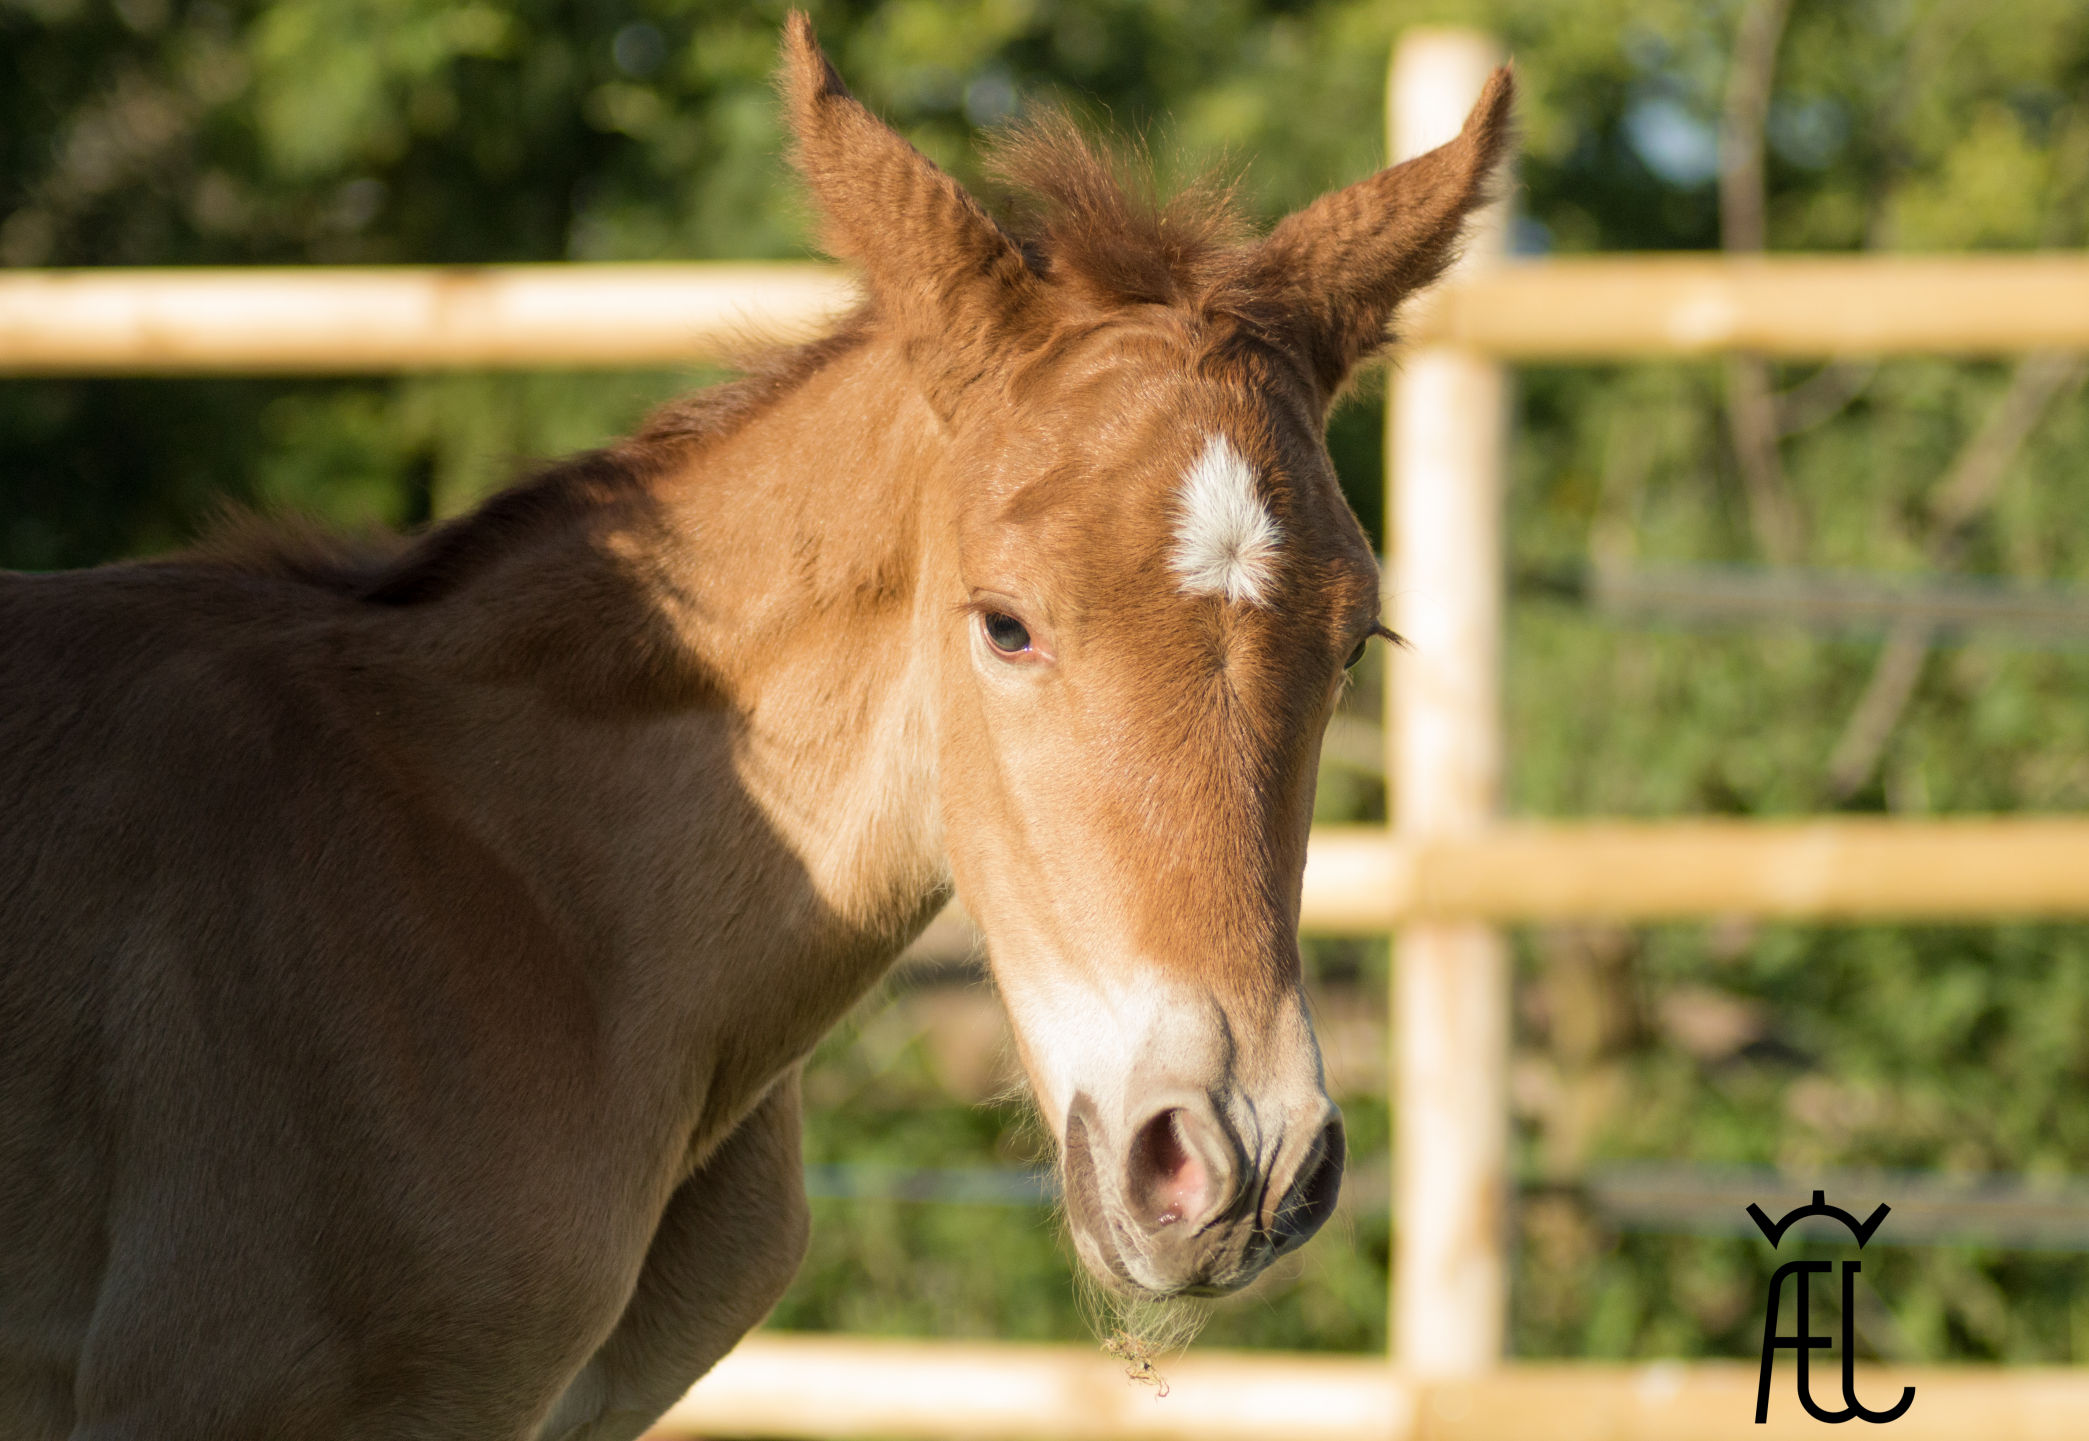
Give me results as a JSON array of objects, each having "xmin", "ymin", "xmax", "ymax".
[
  {"xmin": 779, "ymin": 13, "xmax": 1045, "ymax": 415},
  {"xmin": 1240, "ymin": 66, "xmax": 1515, "ymax": 403}
]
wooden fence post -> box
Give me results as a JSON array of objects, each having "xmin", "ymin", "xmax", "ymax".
[{"xmin": 1386, "ymin": 26, "xmax": 1512, "ymax": 1378}]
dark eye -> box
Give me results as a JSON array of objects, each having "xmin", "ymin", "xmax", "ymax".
[
  {"xmin": 982, "ymin": 612, "xmax": 1031, "ymax": 655},
  {"xmin": 1344, "ymin": 638, "xmax": 1369, "ymax": 670}
]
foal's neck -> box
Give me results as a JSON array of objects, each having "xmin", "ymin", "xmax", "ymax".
[
  {"xmin": 655, "ymin": 336, "xmax": 954, "ymax": 927},
  {"xmin": 421, "ymin": 335, "xmax": 955, "ymax": 1145}
]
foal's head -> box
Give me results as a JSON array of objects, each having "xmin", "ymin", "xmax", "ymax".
[{"xmin": 782, "ymin": 15, "xmax": 1511, "ymax": 1299}]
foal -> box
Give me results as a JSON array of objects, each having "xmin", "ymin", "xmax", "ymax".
[{"xmin": 0, "ymin": 15, "xmax": 1511, "ymax": 1440}]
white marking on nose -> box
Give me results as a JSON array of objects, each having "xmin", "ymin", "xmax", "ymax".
[{"xmin": 1169, "ymin": 434, "xmax": 1280, "ymax": 606}]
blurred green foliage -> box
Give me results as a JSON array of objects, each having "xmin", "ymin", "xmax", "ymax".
[{"xmin": 5, "ymin": 0, "xmax": 2089, "ymax": 1367}]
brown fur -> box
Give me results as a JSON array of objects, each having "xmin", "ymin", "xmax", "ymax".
[
  {"xmin": 985, "ymin": 115, "xmax": 1250, "ymax": 308},
  {"xmin": 0, "ymin": 13, "xmax": 1510, "ymax": 1439}
]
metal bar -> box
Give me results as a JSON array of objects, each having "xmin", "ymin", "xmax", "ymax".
[
  {"xmin": 1581, "ymin": 1164, "xmax": 2089, "ymax": 1251},
  {"xmin": 1528, "ymin": 564, "xmax": 2089, "ymax": 647},
  {"xmin": 796, "ymin": 1159, "xmax": 2089, "ymax": 1252}
]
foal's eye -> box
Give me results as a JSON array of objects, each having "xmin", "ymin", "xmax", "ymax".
[
  {"xmin": 982, "ymin": 612, "xmax": 1032, "ymax": 655},
  {"xmin": 1344, "ymin": 638, "xmax": 1369, "ymax": 670}
]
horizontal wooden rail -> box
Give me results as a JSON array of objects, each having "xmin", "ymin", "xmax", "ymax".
[
  {"xmin": 1412, "ymin": 253, "xmax": 2089, "ymax": 359},
  {"xmin": 653, "ymin": 1334, "xmax": 2089, "ymax": 1441},
  {"xmin": 0, "ymin": 263, "xmax": 858, "ymax": 373},
  {"xmin": 1299, "ymin": 817, "xmax": 2089, "ymax": 928},
  {"xmin": 2, "ymin": 254, "xmax": 2085, "ymax": 373}
]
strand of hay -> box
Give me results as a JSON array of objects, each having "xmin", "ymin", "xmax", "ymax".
[{"xmin": 1075, "ymin": 1267, "xmax": 1211, "ymax": 1396}]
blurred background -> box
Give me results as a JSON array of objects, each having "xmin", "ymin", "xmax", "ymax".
[{"xmin": 6, "ymin": 0, "xmax": 2089, "ymax": 1367}]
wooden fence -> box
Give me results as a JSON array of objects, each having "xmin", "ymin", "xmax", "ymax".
[
  {"xmin": 7, "ymin": 251, "xmax": 2086, "ymax": 373},
  {"xmin": 654, "ymin": 1332, "xmax": 2089, "ymax": 1441},
  {"xmin": 6, "ymin": 25, "xmax": 2089, "ymax": 1438}
]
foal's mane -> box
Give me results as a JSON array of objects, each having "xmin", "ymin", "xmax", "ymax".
[
  {"xmin": 197, "ymin": 118, "xmax": 1250, "ymax": 604},
  {"xmin": 191, "ymin": 319, "xmax": 872, "ymax": 603}
]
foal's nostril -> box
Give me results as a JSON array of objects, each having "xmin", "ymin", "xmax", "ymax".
[
  {"xmin": 1127, "ymin": 1106, "xmax": 1225, "ymax": 1230},
  {"xmin": 1270, "ymin": 1114, "xmax": 1346, "ymax": 1250}
]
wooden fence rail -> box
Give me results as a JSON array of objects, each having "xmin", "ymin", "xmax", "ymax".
[
  {"xmin": 1298, "ymin": 817, "xmax": 2089, "ymax": 929},
  {"xmin": 655, "ymin": 1334, "xmax": 2089, "ymax": 1441},
  {"xmin": 3, "ymin": 252, "xmax": 2088, "ymax": 373},
  {"xmin": 0, "ymin": 262, "xmax": 858, "ymax": 373},
  {"xmin": 1410, "ymin": 252, "xmax": 2089, "ymax": 359}
]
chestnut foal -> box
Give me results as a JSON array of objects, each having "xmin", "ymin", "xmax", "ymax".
[{"xmin": 0, "ymin": 15, "xmax": 1510, "ymax": 1440}]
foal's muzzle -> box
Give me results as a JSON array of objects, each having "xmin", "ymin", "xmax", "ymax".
[{"xmin": 1063, "ymin": 1091, "xmax": 1346, "ymax": 1297}]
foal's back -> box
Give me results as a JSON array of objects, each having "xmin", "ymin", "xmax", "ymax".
[{"xmin": 0, "ymin": 564, "xmax": 632, "ymax": 1439}]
